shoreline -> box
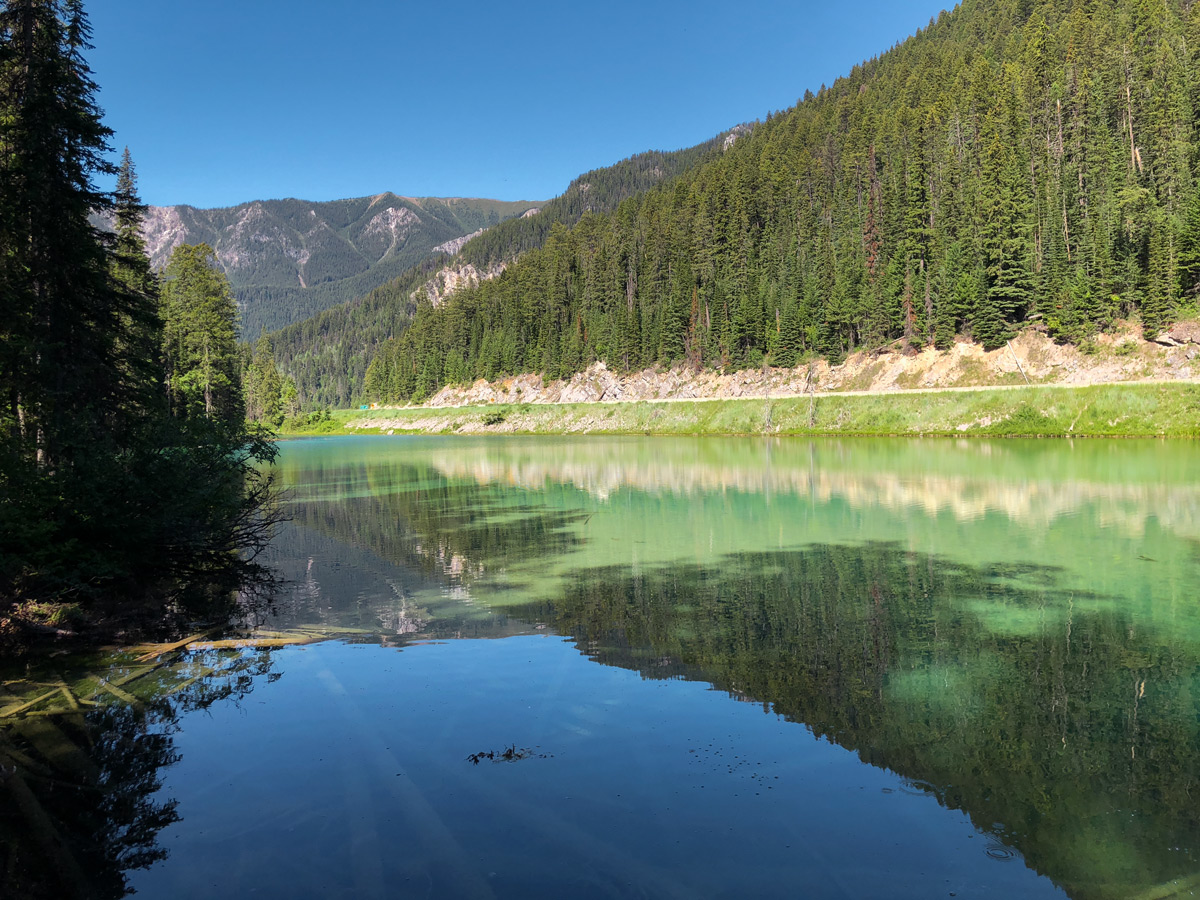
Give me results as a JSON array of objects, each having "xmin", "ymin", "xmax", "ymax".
[{"xmin": 291, "ymin": 381, "xmax": 1200, "ymax": 439}]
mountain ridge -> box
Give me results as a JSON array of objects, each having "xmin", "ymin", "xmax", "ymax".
[
  {"xmin": 267, "ymin": 129, "xmax": 749, "ymax": 408},
  {"xmin": 134, "ymin": 193, "xmax": 541, "ymax": 338},
  {"xmin": 360, "ymin": 0, "xmax": 1200, "ymax": 406}
]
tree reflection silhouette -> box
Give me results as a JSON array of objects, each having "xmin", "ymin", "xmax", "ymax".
[{"xmin": 0, "ymin": 648, "xmax": 275, "ymax": 899}]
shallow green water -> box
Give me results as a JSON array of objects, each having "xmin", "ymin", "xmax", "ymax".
[{"xmin": 4, "ymin": 435, "xmax": 1200, "ymax": 899}]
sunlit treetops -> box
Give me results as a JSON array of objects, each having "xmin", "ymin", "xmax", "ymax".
[{"xmin": 354, "ymin": 0, "xmax": 1200, "ymax": 404}]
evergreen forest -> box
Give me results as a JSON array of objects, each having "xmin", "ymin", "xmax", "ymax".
[
  {"xmin": 1, "ymin": 0, "xmax": 276, "ymax": 640},
  {"xmin": 355, "ymin": 0, "xmax": 1200, "ymax": 404},
  {"xmin": 266, "ymin": 135, "xmax": 740, "ymax": 409}
]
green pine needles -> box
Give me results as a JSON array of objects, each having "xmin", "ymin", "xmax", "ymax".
[{"xmin": 0, "ymin": 0, "xmax": 278, "ymax": 639}]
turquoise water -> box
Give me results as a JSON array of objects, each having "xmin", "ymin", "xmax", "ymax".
[{"xmin": 5, "ymin": 435, "xmax": 1200, "ymax": 899}]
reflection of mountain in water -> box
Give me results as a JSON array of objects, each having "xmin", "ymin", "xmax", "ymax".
[
  {"xmin": 265, "ymin": 437, "xmax": 1200, "ymax": 899},
  {"xmin": 279, "ymin": 445, "xmax": 1200, "ymax": 900},
  {"xmin": 260, "ymin": 491, "xmax": 563, "ymax": 638},
  {"xmin": 424, "ymin": 437, "xmax": 1200, "ymax": 541},
  {"xmin": 281, "ymin": 466, "xmax": 588, "ymax": 596}
]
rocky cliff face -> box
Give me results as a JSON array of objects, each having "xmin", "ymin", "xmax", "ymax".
[
  {"xmin": 129, "ymin": 194, "xmax": 540, "ymax": 337},
  {"xmin": 722, "ymin": 124, "xmax": 753, "ymax": 151},
  {"xmin": 432, "ymin": 228, "xmax": 485, "ymax": 256},
  {"xmin": 415, "ymin": 260, "xmax": 507, "ymax": 308}
]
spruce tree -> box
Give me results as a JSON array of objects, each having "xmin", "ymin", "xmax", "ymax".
[
  {"xmin": 1178, "ymin": 189, "xmax": 1200, "ymax": 302},
  {"xmin": 160, "ymin": 244, "xmax": 244, "ymax": 426},
  {"xmin": 1, "ymin": 2, "xmax": 277, "ymax": 618},
  {"xmin": 0, "ymin": 0, "xmax": 119, "ymax": 469},
  {"xmin": 110, "ymin": 147, "xmax": 163, "ymax": 425}
]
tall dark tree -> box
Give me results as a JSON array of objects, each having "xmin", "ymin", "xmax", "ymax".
[
  {"xmin": 1178, "ymin": 188, "xmax": 1200, "ymax": 301},
  {"xmin": 109, "ymin": 147, "xmax": 164, "ymax": 425},
  {"xmin": 0, "ymin": 0, "xmax": 119, "ymax": 469},
  {"xmin": 1, "ymin": 1, "xmax": 278, "ymax": 629}
]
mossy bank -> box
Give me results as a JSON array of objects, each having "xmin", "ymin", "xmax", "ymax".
[{"xmin": 304, "ymin": 382, "xmax": 1200, "ymax": 438}]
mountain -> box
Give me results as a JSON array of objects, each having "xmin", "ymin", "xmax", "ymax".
[
  {"xmin": 268, "ymin": 132, "xmax": 744, "ymax": 408},
  {"xmin": 138, "ymin": 194, "xmax": 541, "ymax": 338},
  {"xmin": 360, "ymin": 0, "xmax": 1200, "ymax": 404}
]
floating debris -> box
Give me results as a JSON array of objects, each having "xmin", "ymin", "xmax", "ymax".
[{"xmin": 466, "ymin": 745, "xmax": 550, "ymax": 765}]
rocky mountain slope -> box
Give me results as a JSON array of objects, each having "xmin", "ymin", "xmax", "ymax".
[
  {"xmin": 420, "ymin": 323, "xmax": 1200, "ymax": 407},
  {"xmin": 269, "ymin": 131, "xmax": 748, "ymax": 409},
  {"xmin": 360, "ymin": 0, "xmax": 1200, "ymax": 412},
  {"xmin": 136, "ymin": 194, "xmax": 540, "ymax": 338}
]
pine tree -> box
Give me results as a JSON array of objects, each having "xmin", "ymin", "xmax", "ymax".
[
  {"xmin": 160, "ymin": 244, "xmax": 244, "ymax": 425},
  {"xmin": 0, "ymin": 0, "xmax": 119, "ymax": 468},
  {"xmin": 1, "ymin": 2, "xmax": 277, "ymax": 618},
  {"xmin": 109, "ymin": 147, "xmax": 163, "ymax": 424},
  {"xmin": 280, "ymin": 376, "xmax": 300, "ymax": 419},
  {"xmin": 977, "ymin": 75, "xmax": 1035, "ymax": 349},
  {"xmin": 245, "ymin": 335, "xmax": 284, "ymax": 426},
  {"xmin": 1178, "ymin": 189, "xmax": 1200, "ymax": 301}
]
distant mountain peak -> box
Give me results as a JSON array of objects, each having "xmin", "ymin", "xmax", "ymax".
[{"xmin": 131, "ymin": 194, "xmax": 541, "ymax": 338}]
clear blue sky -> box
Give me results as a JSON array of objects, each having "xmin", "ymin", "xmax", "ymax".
[{"xmin": 88, "ymin": 1, "xmax": 952, "ymax": 209}]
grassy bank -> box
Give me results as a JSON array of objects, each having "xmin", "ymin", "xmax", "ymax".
[
  {"xmin": 315, "ymin": 382, "xmax": 1200, "ymax": 438},
  {"xmin": 278, "ymin": 408, "xmax": 368, "ymax": 435}
]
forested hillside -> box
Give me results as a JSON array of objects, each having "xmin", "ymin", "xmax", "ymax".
[
  {"xmin": 129, "ymin": 194, "xmax": 539, "ymax": 338},
  {"xmin": 361, "ymin": 0, "xmax": 1200, "ymax": 404},
  {"xmin": 269, "ymin": 134, "xmax": 740, "ymax": 408}
]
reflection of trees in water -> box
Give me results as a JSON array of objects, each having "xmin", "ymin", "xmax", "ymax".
[
  {"xmin": 286, "ymin": 465, "xmax": 586, "ymax": 593},
  {"xmin": 284, "ymin": 461, "xmax": 1200, "ymax": 896},
  {"xmin": 0, "ymin": 647, "xmax": 275, "ymax": 899},
  {"xmin": 422, "ymin": 439, "xmax": 1200, "ymax": 542},
  {"xmin": 272, "ymin": 456, "xmax": 1199, "ymax": 898},
  {"xmin": 507, "ymin": 543, "xmax": 1200, "ymax": 900}
]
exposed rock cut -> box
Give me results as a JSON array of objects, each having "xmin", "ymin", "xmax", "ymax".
[{"xmin": 423, "ymin": 323, "xmax": 1200, "ymax": 408}]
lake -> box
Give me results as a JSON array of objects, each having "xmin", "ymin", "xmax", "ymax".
[{"xmin": 3, "ymin": 435, "xmax": 1199, "ymax": 899}]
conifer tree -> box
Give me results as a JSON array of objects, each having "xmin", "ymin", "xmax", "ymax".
[
  {"xmin": 1178, "ymin": 189, "xmax": 1200, "ymax": 301},
  {"xmin": 160, "ymin": 244, "xmax": 243, "ymax": 426},
  {"xmin": 0, "ymin": 0, "xmax": 119, "ymax": 468},
  {"xmin": 1, "ymin": 1, "xmax": 277, "ymax": 618},
  {"xmin": 110, "ymin": 147, "xmax": 163, "ymax": 424}
]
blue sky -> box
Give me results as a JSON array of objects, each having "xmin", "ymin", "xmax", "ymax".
[{"xmin": 88, "ymin": 1, "xmax": 952, "ymax": 209}]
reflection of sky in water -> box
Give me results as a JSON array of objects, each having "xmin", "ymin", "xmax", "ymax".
[{"xmin": 128, "ymin": 638, "xmax": 1066, "ymax": 900}]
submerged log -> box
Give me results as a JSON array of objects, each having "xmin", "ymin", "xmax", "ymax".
[
  {"xmin": 0, "ymin": 689, "xmax": 61, "ymax": 720},
  {"xmin": 132, "ymin": 630, "xmax": 217, "ymax": 662},
  {"xmin": 96, "ymin": 680, "xmax": 140, "ymax": 708}
]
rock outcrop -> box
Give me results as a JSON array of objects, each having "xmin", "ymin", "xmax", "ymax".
[
  {"xmin": 415, "ymin": 261, "xmax": 507, "ymax": 308},
  {"xmin": 433, "ymin": 228, "xmax": 485, "ymax": 256},
  {"xmin": 423, "ymin": 323, "xmax": 1200, "ymax": 408}
]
